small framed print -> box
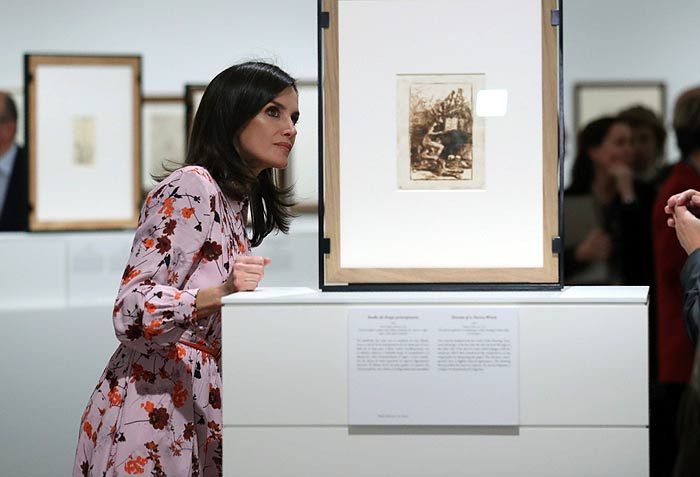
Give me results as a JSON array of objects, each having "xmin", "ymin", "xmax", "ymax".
[
  {"xmin": 25, "ymin": 54, "xmax": 142, "ymax": 231},
  {"xmin": 141, "ymin": 96, "xmax": 186, "ymax": 193}
]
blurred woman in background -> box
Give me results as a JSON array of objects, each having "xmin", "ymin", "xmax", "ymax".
[{"xmin": 564, "ymin": 116, "xmax": 654, "ymax": 286}]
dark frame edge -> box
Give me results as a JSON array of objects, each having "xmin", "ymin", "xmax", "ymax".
[
  {"xmin": 557, "ymin": 0, "xmax": 565, "ymax": 290},
  {"xmin": 322, "ymin": 283, "xmax": 564, "ymax": 292},
  {"xmin": 23, "ymin": 54, "xmax": 31, "ymax": 222},
  {"xmin": 317, "ymin": 0, "xmax": 327, "ymax": 291}
]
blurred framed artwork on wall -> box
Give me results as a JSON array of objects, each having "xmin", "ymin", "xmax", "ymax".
[
  {"xmin": 184, "ymin": 83, "xmax": 207, "ymax": 142},
  {"xmin": 141, "ymin": 96, "xmax": 185, "ymax": 194},
  {"xmin": 279, "ymin": 79, "xmax": 318, "ymax": 213},
  {"xmin": 25, "ymin": 54, "xmax": 142, "ymax": 231},
  {"xmin": 574, "ymin": 81, "xmax": 666, "ymax": 133}
]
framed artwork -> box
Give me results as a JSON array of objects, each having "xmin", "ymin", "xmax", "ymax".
[
  {"xmin": 574, "ymin": 81, "xmax": 666, "ymax": 133},
  {"xmin": 25, "ymin": 54, "xmax": 142, "ymax": 231},
  {"xmin": 397, "ymin": 74, "xmax": 485, "ymax": 190},
  {"xmin": 280, "ymin": 80, "xmax": 319, "ymax": 213},
  {"xmin": 319, "ymin": 0, "xmax": 562, "ymax": 289},
  {"xmin": 185, "ymin": 83, "xmax": 207, "ymax": 142},
  {"xmin": 141, "ymin": 96, "xmax": 185, "ymax": 193}
]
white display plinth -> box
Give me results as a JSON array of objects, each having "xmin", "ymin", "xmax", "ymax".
[{"xmin": 222, "ymin": 286, "xmax": 649, "ymax": 477}]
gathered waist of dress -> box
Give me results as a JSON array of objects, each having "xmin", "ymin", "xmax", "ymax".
[{"xmin": 177, "ymin": 338, "xmax": 220, "ymax": 360}]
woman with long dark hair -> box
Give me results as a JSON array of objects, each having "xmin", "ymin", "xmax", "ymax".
[
  {"xmin": 73, "ymin": 61, "xmax": 298, "ymax": 476},
  {"xmin": 564, "ymin": 116, "xmax": 654, "ymax": 285}
]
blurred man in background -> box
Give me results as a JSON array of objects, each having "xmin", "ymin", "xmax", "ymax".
[{"xmin": 0, "ymin": 91, "xmax": 28, "ymax": 231}]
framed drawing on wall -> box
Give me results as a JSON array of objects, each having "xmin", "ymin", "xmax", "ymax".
[
  {"xmin": 574, "ymin": 81, "xmax": 666, "ymax": 133},
  {"xmin": 185, "ymin": 83, "xmax": 207, "ymax": 142},
  {"xmin": 141, "ymin": 96, "xmax": 185, "ymax": 193},
  {"xmin": 280, "ymin": 79, "xmax": 318, "ymax": 213},
  {"xmin": 574, "ymin": 81, "xmax": 666, "ymax": 131},
  {"xmin": 319, "ymin": 0, "xmax": 562, "ymax": 289},
  {"xmin": 25, "ymin": 54, "xmax": 142, "ymax": 231}
]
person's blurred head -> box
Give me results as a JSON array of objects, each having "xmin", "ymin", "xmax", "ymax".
[
  {"xmin": 184, "ymin": 61, "xmax": 298, "ymax": 246},
  {"xmin": 568, "ymin": 116, "xmax": 633, "ymax": 194},
  {"xmin": 0, "ymin": 92, "xmax": 18, "ymax": 155},
  {"xmin": 618, "ymin": 105, "xmax": 666, "ymax": 175},
  {"xmin": 673, "ymin": 87, "xmax": 700, "ymax": 160}
]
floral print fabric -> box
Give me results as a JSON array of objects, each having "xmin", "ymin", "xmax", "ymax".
[{"xmin": 74, "ymin": 166, "xmax": 249, "ymax": 476}]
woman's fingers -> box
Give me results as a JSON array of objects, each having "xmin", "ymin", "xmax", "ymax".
[
  {"xmin": 234, "ymin": 262, "xmax": 265, "ymax": 276},
  {"xmin": 670, "ymin": 189, "xmax": 700, "ymax": 208},
  {"xmin": 235, "ymin": 255, "xmax": 270, "ymax": 265},
  {"xmin": 227, "ymin": 255, "xmax": 272, "ymax": 292},
  {"xmin": 666, "ymin": 191, "xmax": 700, "ymax": 225}
]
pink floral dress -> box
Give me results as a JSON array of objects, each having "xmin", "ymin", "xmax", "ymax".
[{"xmin": 74, "ymin": 166, "xmax": 249, "ymax": 476}]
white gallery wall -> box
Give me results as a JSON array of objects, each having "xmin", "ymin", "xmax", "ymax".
[
  {"xmin": 1, "ymin": 0, "xmax": 698, "ymax": 173},
  {"xmin": 0, "ymin": 0, "xmax": 318, "ymax": 91},
  {"xmin": 1, "ymin": 0, "xmax": 699, "ymax": 475}
]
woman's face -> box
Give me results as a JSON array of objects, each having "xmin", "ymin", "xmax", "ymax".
[
  {"xmin": 235, "ymin": 86, "xmax": 299, "ymax": 175},
  {"xmin": 589, "ymin": 122, "xmax": 634, "ymax": 172}
]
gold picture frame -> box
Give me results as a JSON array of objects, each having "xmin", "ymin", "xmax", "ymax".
[
  {"xmin": 185, "ymin": 83, "xmax": 207, "ymax": 144},
  {"xmin": 141, "ymin": 95, "xmax": 186, "ymax": 194},
  {"xmin": 26, "ymin": 54, "xmax": 142, "ymax": 231},
  {"xmin": 279, "ymin": 79, "xmax": 319, "ymax": 213}
]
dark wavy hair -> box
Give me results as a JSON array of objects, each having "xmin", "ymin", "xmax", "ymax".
[
  {"xmin": 617, "ymin": 105, "xmax": 666, "ymax": 156},
  {"xmin": 183, "ymin": 61, "xmax": 296, "ymax": 246},
  {"xmin": 567, "ymin": 116, "xmax": 628, "ymax": 195}
]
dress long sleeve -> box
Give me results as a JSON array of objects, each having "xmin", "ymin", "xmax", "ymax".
[
  {"xmin": 74, "ymin": 165, "xmax": 244, "ymax": 476},
  {"xmin": 113, "ymin": 168, "xmax": 216, "ymax": 355}
]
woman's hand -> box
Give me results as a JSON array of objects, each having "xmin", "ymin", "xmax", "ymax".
[
  {"xmin": 195, "ymin": 255, "xmax": 271, "ymax": 319},
  {"xmin": 666, "ymin": 189, "xmax": 700, "ymax": 227},
  {"xmin": 575, "ymin": 227, "xmax": 612, "ymax": 263},
  {"xmin": 673, "ymin": 205, "xmax": 700, "ymax": 255},
  {"xmin": 223, "ymin": 255, "xmax": 272, "ymax": 294}
]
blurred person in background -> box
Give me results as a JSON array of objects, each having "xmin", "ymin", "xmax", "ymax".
[
  {"xmin": 0, "ymin": 91, "xmax": 28, "ymax": 231},
  {"xmin": 564, "ymin": 116, "xmax": 654, "ymax": 286},
  {"xmin": 652, "ymin": 86, "xmax": 700, "ymax": 477},
  {"xmin": 618, "ymin": 105, "xmax": 667, "ymax": 184}
]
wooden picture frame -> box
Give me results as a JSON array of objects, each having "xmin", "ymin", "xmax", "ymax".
[
  {"xmin": 185, "ymin": 83, "xmax": 207, "ymax": 144},
  {"xmin": 320, "ymin": 0, "xmax": 561, "ymax": 289},
  {"xmin": 25, "ymin": 54, "xmax": 141, "ymax": 231},
  {"xmin": 574, "ymin": 81, "xmax": 666, "ymax": 133},
  {"xmin": 279, "ymin": 80, "xmax": 319, "ymax": 213},
  {"xmin": 141, "ymin": 96, "xmax": 185, "ymax": 193}
]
